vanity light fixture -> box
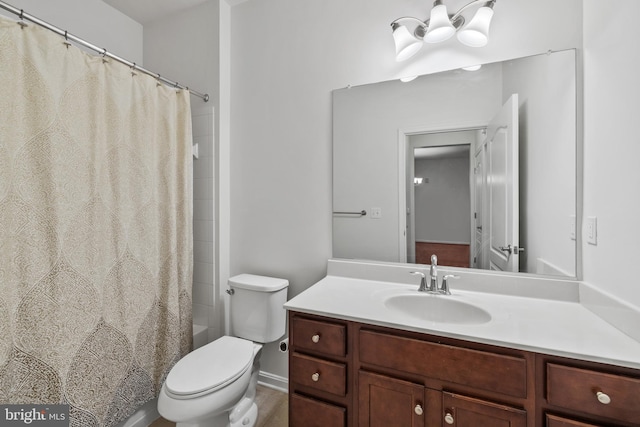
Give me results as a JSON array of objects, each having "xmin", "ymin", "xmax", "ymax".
[{"xmin": 391, "ymin": 0, "xmax": 497, "ymax": 62}]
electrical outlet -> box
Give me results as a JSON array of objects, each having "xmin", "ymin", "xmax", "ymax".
[{"xmin": 586, "ymin": 216, "xmax": 597, "ymax": 245}]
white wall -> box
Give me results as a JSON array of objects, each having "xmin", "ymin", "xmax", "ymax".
[
  {"xmin": 0, "ymin": 0, "xmax": 142, "ymax": 64},
  {"xmin": 231, "ymin": 0, "xmax": 582, "ymax": 381},
  {"xmin": 582, "ymin": 0, "xmax": 640, "ymax": 308},
  {"xmin": 502, "ymin": 50, "xmax": 577, "ymax": 276}
]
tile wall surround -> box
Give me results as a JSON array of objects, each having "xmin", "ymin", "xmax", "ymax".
[{"xmin": 191, "ymin": 106, "xmax": 216, "ymax": 347}]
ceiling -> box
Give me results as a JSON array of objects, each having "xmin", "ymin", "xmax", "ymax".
[{"xmin": 102, "ymin": 0, "xmax": 227, "ymax": 24}]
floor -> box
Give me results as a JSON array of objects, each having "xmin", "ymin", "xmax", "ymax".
[{"xmin": 149, "ymin": 385, "xmax": 288, "ymax": 427}]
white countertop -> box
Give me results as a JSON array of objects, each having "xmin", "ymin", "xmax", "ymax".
[{"xmin": 284, "ymin": 274, "xmax": 640, "ymax": 370}]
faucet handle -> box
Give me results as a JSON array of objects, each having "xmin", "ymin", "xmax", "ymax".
[
  {"xmin": 440, "ymin": 274, "xmax": 460, "ymax": 295},
  {"xmin": 410, "ymin": 271, "xmax": 428, "ymax": 292}
]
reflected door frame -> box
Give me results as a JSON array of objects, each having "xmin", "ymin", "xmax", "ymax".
[{"xmin": 398, "ymin": 121, "xmax": 487, "ymax": 264}]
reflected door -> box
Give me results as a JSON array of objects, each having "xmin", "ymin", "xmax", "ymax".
[
  {"xmin": 486, "ymin": 94, "xmax": 519, "ymax": 272},
  {"xmin": 473, "ymin": 148, "xmax": 486, "ymax": 269}
]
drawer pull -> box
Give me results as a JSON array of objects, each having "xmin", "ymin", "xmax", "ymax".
[
  {"xmin": 311, "ymin": 372, "xmax": 320, "ymax": 382},
  {"xmin": 311, "ymin": 334, "xmax": 320, "ymax": 343},
  {"xmin": 444, "ymin": 412, "xmax": 454, "ymax": 425},
  {"xmin": 596, "ymin": 391, "xmax": 611, "ymax": 405},
  {"xmin": 414, "ymin": 404, "xmax": 423, "ymax": 416}
]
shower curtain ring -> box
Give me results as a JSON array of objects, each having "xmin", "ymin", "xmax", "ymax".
[
  {"xmin": 131, "ymin": 63, "xmax": 137, "ymax": 76},
  {"xmin": 63, "ymin": 31, "xmax": 71, "ymax": 48},
  {"xmin": 18, "ymin": 9, "xmax": 28, "ymax": 28}
]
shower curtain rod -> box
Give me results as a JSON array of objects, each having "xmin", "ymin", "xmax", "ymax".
[{"xmin": 0, "ymin": 0, "xmax": 210, "ymax": 102}]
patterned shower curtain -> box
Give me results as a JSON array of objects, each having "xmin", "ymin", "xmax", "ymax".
[{"xmin": 0, "ymin": 14, "xmax": 193, "ymax": 427}]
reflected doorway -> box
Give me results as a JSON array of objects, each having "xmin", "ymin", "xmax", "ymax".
[{"xmin": 406, "ymin": 130, "xmax": 481, "ymax": 266}]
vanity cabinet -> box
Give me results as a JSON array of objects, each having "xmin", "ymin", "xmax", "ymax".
[
  {"xmin": 288, "ymin": 311, "xmax": 640, "ymax": 427},
  {"xmin": 538, "ymin": 356, "xmax": 640, "ymax": 427},
  {"xmin": 358, "ymin": 328, "xmax": 530, "ymax": 427},
  {"xmin": 289, "ymin": 315, "xmax": 351, "ymax": 427}
]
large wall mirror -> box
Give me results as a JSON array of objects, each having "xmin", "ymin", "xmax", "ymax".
[{"xmin": 333, "ymin": 49, "xmax": 578, "ymax": 278}]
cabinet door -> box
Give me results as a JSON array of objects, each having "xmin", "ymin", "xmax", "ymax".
[
  {"xmin": 442, "ymin": 392, "xmax": 526, "ymax": 427},
  {"xmin": 359, "ymin": 371, "xmax": 425, "ymax": 427}
]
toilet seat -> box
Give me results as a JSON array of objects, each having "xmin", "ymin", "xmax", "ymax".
[{"xmin": 165, "ymin": 336, "xmax": 255, "ymax": 399}]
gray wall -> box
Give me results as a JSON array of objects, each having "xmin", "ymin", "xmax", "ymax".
[{"xmin": 414, "ymin": 156, "xmax": 471, "ymax": 244}]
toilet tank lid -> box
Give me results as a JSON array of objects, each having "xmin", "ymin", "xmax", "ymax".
[{"xmin": 229, "ymin": 274, "xmax": 289, "ymax": 292}]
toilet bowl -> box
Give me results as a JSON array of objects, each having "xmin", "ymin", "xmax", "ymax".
[
  {"xmin": 158, "ymin": 274, "xmax": 288, "ymax": 427},
  {"xmin": 158, "ymin": 336, "xmax": 262, "ymax": 427}
]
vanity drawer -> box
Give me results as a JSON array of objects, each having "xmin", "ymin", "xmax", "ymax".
[
  {"xmin": 359, "ymin": 330, "xmax": 528, "ymax": 398},
  {"xmin": 290, "ymin": 393, "xmax": 346, "ymax": 427},
  {"xmin": 547, "ymin": 363, "xmax": 640, "ymax": 423},
  {"xmin": 545, "ymin": 413, "xmax": 600, "ymax": 427},
  {"xmin": 292, "ymin": 316, "xmax": 346, "ymax": 357},
  {"xmin": 291, "ymin": 352, "xmax": 347, "ymax": 397}
]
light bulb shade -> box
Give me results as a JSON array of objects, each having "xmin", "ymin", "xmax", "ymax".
[
  {"xmin": 457, "ymin": 6, "xmax": 494, "ymax": 47},
  {"xmin": 392, "ymin": 24, "xmax": 423, "ymax": 61},
  {"xmin": 424, "ymin": 3, "xmax": 455, "ymax": 43}
]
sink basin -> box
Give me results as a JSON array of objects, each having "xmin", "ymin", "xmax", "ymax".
[{"xmin": 384, "ymin": 294, "xmax": 492, "ymax": 325}]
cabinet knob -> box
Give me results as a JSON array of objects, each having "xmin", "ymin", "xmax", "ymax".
[
  {"xmin": 311, "ymin": 334, "xmax": 320, "ymax": 343},
  {"xmin": 414, "ymin": 404, "xmax": 423, "ymax": 416},
  {"xmin": 596, "ymin": 391, "xmax": 611, "ymax": 405},
  {"xmin": 444, "ymin": 412, "xmax": 454, "ymax": 425},
  {"xmin": 311, "ymin": 372, "xmax": 320, "ymax": 382}
]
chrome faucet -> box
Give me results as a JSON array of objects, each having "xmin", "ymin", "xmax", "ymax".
[
  {"xmin": 428, "ymin": 254, "xmax": 438, "ymax": 292},
  {"xmin": 440, "ymin": 274, "xmax": 459, "ymax": 295},
  {"xmin": 410, "ymin": 254, "xmax": 439, "ymax": 293},
  {"xmin": 410, "ymin": 271, "xmax": 429, "ymax": 292},
  {"xmin": 410, "ymin": 254, "xmax": 459, "ymax": 295}
]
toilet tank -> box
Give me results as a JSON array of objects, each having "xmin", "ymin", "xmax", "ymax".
[{"xmin": 228, "ymin": 274, "xmax": 289, "ymax": 343}]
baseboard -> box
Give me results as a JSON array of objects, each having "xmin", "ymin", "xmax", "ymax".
[
  {"xmin": 258, "ymin": 371, "xmax": 288, "ymax": 393},
  {"xmin": 114, "ymin": 398, "xmax": 159, "ymax": 427}
]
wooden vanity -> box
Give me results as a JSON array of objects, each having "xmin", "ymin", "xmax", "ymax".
[{"xmin": 288, "ymin": 311, "xmax": 640, "ymax": 427}]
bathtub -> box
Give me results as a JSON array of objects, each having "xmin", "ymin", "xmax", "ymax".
[{"xmin": 193, "ymin": 323, "xmax": 209, "ymax": 349}]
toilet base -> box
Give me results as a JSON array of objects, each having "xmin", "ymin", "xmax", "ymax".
[
  {"xmin": 230, "ymin": 402, "xmax": 257, "ymax": 427},
  {"xmin": 175, "ymin": 411, "xmax": 229, "ymax": 427},
  {"xmin": 172, "ymin": 401, "xmax": 257, "ymax": 427}
]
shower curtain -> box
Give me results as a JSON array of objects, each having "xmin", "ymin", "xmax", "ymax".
[{"xmin": 0, "ymin": 14, "xmax": 193, "ymax": 427}]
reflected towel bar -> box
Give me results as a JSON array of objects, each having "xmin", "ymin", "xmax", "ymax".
[{"xmin": 333, "ymin": 210, "xmax": 367, "ymax": 217}]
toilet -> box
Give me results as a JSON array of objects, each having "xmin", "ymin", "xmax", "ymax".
[{"xmin": 158, "ymin": 274, "xmax": 289, "ymax": 427}]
